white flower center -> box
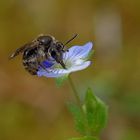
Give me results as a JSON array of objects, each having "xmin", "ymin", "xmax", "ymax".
[{"xmin": 52, "ymin": 57, "xmax": 84, "ymax": 70}]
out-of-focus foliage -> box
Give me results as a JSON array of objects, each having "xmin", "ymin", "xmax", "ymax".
[
  {"xmin": 68, "ymin": 136, "xmax": 99, "ymax": 140},
  {"xmin": 0, "ymin": 0, "xmax": 140, "ymax": 140}
]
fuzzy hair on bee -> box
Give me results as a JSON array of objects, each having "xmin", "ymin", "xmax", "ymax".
[{"xmin": 9, "ymin": 34, "xmax": 77, "ymax": 75}]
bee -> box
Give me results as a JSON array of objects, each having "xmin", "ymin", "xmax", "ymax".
[{"xmin": 9, "ymin": 34, "xmax": 77, "ymax": 75}]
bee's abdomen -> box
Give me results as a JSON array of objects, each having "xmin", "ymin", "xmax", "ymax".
[
  {"xmin": 23, "ymin": 48, "xmax": 39, "ymax": 75},
  {"xmin": 23, "ymin": 60, "xmax": 38, "ymax": 75}
]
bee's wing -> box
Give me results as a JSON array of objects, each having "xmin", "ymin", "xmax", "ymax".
[{"xmin": 9, "ymin": 43, "xmax": 30, "ymax": 59}]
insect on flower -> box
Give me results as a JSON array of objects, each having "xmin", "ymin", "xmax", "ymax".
[
  {"xmin": 9, "ymin": 34, "xmax": 77, "ymax": 75},
  {"xmin": 37, "ymin": 42, "xmax": 93, "ymax": 78}
]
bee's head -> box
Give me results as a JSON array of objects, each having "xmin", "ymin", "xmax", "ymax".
[
  {"xmin": 37, "ymin": 35, "xmax": 53, "ymax": 46},
  {"xmin": 56, "ymin": 42, "xmax": 65, "ymax": 51}
]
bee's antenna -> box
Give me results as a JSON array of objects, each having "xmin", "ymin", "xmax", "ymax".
[{"xmin": 63, "ymin": 34, "xmax": 78, "ymax": 46}]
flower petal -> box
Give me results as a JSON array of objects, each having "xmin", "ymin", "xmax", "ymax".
[
  {"xmin": 37, "ymin": 61, "xmax": 91, "ymax": 78},
  {"xmin": 42, "ymin": 60, "xmax": 54, "ymax": 68},
  {"xmin": 37, "ymin": 69, "xmax": 66, "ymax": 77},
  {"xmin": 64, "ymin": 42, "xmax": 93, "ymax": 61},
  {"xmin": 70, "ymin": 61, "xmax": 91, "ymax": 72}
]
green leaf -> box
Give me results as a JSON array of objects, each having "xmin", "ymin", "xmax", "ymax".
[
  {"xmin": 67, "ymin": 102, "xmax": 86, "ymax": 135},
  {"xmin": 55, "ymin": 74, "xmax": 68, "ymax": 87},
  {"xmin": 84, "ymin": 88, "xmax": 108, "ymax": 134},
  {"xmin": 84, "ymin": 88, "xmax": 98, "ymax": 130},
  {"xmin": 68, "ymin": 136, "xmax": 99, "ymax": 140},
  {"xmin": 94, "ymin": 97, "xmax": 108, "ymax": 133}
]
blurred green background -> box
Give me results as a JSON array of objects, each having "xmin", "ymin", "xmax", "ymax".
[{"xmin": 0, "ymin": 0, "xmax": 140, "ymax": 140}]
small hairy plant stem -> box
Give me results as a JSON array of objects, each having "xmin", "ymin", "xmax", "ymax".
[
  {"xmin": 68, "ymin": 76, "xmax": 91, "ymax": 136},
  {"xmin": 68, "ymin": 76, "xmax": 82, "ymax": 107}
]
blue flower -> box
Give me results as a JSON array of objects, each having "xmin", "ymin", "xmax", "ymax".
[{"xmin": 37, "ymin": 42, "xmax": 93, "ymax": 78}]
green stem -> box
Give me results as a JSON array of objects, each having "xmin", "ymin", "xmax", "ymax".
[
  {"xmin": 68, "ymin": 76, "xmax": 91, "ymax": 136},
  {"xmin": 68, "ymin": 76, "xmax": 82, "ymax": 107}
]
